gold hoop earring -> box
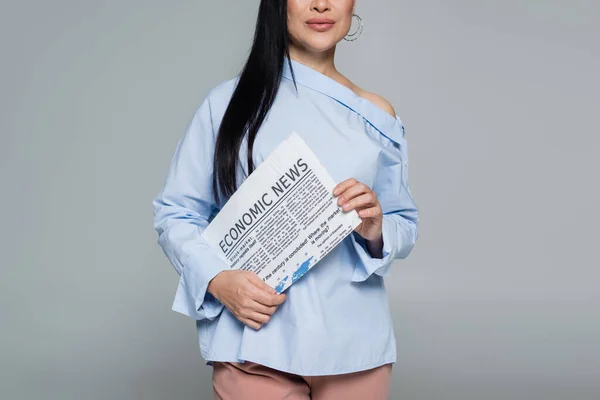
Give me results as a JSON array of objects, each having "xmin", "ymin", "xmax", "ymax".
[{"xmin": 344, "ymin": 14, "xmax": 363, "ymax": 41}]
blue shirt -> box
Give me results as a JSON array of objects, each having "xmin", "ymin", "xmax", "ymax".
[{"xmin": 152, "ymin": 57, "xmax": 419, "ymax": 376}]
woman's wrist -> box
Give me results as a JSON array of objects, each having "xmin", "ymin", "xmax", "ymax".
[
  {"xmin": 365, "ymin": 233, "xmax": 384, "ymax": 259},
  {"xmin": 207, "ymin": 271, "xmax": 226, "ymax": 298}
]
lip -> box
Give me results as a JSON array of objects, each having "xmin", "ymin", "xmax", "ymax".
[
  {"xmin": 306, "ymin": 18, "xmax": 335, "ymax": 32},
  {"xmin": 307, "ymin": 18, "xmax": 335, "ymax": 24}
]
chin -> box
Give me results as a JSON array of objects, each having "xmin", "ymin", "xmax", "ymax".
[{"xmin": 299, "ymin": 36, "xmax": 340, "ymax": 53}]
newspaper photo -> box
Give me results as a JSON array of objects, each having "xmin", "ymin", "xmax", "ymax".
[{"xmin": 202, "ymin": 131, "xmax": 362, "ymax": 293}]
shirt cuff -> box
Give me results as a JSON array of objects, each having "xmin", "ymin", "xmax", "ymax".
[
  {"xmin": 201, "ymin": 292, "xmax": 225, "ymax": 320},
  {"xmin": 350, "ymin": 216, "xmax": 397, "ymax": 282},
  {"xmin": 171, "ymin": 251, "xmax": 228, "ymax": 321}
]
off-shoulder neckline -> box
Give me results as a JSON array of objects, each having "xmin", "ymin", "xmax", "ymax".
[{"xmin": 281, "ymin": 57, "xmax": 404, "ymax": 143}]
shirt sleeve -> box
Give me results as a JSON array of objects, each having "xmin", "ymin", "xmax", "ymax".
[
  {"xmin": 350, "ymin": 119, "xmax": 419, "ymax": 282},
  {"xmin": 152, "ymin": 94, "xmax": 229, "ymax": 320}
]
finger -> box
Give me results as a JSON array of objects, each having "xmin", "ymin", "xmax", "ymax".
[
  {"xmin": 249, "ymin": 286, "xmax": 287, "ymax": 307},
  {"xmin": 237, "ymin": 301, "xmax": 275, "ymax": 322},
  {"xmin": 357, "ymin": 205, "xmax": 383, "ymax": 219},
  {"xmin": 245, "ymin": 273, "xmax": 287, "ymax": 306},
  {"xmin": 336, "ymin": 183, "xmax": 371, "ymax": 207},
  {"xmin": 270, "ymin": 293, "xmax": 287, "ymax": 306},
  {"xmin": 239, "ymin": 317, "xmax": 262, "ymax": 330},
  {"xmin": 333, "ymin": 178, "xmax": 358, "ymax": 196},
  {"xmin": 246, "ymin": 311, "xmax": 272, "ymax": 324},
  {"xmin": 247, "ymin": 299, "xmax": 278, "ymax": 316},
  {"xmin": 341, "ymin": 192, "xmax": 377, "ymax": 213},
  {"xmin": 245, "ymin": 272, "xmax": 277, "ymax": 294}
]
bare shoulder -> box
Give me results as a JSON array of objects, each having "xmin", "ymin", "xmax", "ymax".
[
  {"xmin": 335, "ymin": 72, "xmax": 397, "ymax": 118},
  {"xmin": 353, "ymin": 88, "xmax": 396, "ymax": 118}
]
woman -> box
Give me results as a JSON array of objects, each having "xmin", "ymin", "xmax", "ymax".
[{"xmin": 153, "ymin": 0, "xmax": 419, "ymax": 398}]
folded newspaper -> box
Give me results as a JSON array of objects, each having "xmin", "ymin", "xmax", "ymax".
[{"xmin": 202, "ymin": 131, "xmax": 362, "ymax": 293}]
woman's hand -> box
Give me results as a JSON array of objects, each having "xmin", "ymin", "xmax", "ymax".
[
  {"xmin": 207, "ymin": 270, "xmax": 287, "ymax": 330},
  {"xmin": 333, "ymin": 178, "xmax": 384, "ymax": 257}
]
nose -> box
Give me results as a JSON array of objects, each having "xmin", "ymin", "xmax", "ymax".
[{"xmin": 310, "ymin": 0, "xmax": 331, "ymax": 13}]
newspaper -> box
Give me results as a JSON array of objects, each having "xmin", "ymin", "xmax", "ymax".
[{"xmin": 202, "ymin": 131, "xmax": 362, "ymax": 293}]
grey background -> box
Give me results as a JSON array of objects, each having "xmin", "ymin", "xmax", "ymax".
[{"xmin": 1, "ymin": 1, "xmax": 598, "ymax": 399}]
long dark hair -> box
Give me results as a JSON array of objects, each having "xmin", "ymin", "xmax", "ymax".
[{"xmin": 212, "ymin": 0, "xmax": 296, "ymax": 204}]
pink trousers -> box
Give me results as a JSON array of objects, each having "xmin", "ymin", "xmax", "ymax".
[{"xmin": 212, "ymin": 361, "xmax": 392, "ymax": 400}]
